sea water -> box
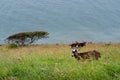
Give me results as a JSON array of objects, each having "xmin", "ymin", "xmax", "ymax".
[{"xmin": 0, "ymin": 0, "xmax": 120, "ymax": 43}]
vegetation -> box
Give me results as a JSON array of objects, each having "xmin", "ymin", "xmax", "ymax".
[
  {"xmin": 7, "ymin": 43, "xmax": 18, "ymax": 49},
  {"xmin": 0, "ymin": 43, "xmax": 120, "ymax": 80},
  {"xmin": 5, "ymin": 31, "xmax": 49, "ymax": 46}
]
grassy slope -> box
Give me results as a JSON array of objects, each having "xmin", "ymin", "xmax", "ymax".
[{"xmin": 0, "ymin": 43, "xmax": 120, "ymax": 80}]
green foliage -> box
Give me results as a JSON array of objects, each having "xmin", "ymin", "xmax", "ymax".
[
  {"xmin": 0, "ymin": 44, "xmax": 120, "ymax": 80},
  {"xmin": 6, "ymin": 31, "xmax": 49, "ymax": 46},
  {"xmin": 8, "ymin": 43, "xmax": 18, "ymax": 49},
  {"xmin": 104, "ymin": 43, "xmax": 111, "ymax": 47},
  {"xmin": 104, "ymin": 65, "xmax": 120, "ymax": 79}
]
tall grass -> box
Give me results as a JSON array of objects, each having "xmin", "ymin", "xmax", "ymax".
[{"xmin": 0, "ymin": 43, "xmax": 120, "ymax": 80}]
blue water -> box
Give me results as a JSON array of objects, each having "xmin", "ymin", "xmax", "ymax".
[{"xmin": 0, "ymin": 0, "xmax": 120, "ymax": 44}]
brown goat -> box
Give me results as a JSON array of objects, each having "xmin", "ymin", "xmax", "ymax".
[
  {"xmin": 74, "ymin": 50, "xmax": 101, "ymax": 61},
  {"xmin": 70, "ymin": 42, "xmax": 86, "ymax": 48}
]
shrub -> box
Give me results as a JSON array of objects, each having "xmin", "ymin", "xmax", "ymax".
[
  {"xmin": 104, "ymin": 43, "xmax": 111, "ymax": 47},
  {"xmin": 8, "ymin": 43, "xmax": 18, "ymax": 49}
]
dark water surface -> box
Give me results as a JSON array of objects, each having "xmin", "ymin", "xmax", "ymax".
[{"xmin": 0, "ymin": 0, "xmax": 120, "ymax": 43}]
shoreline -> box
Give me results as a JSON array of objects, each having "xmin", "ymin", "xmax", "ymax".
[{"xmin": 0, "ymin": 42, "xmax": 120, "ymax": 47}]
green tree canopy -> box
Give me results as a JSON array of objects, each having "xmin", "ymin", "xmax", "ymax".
[{"xmin": 6, "ymin": 31, "xmax": 49, "ymax": 46}]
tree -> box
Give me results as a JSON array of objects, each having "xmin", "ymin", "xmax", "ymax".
[{"xmin": 6, "ymin": 31, "xmax": 49, "ymax": 46}]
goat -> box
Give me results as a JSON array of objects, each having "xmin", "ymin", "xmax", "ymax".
[
  {"xmin": 73, "ymin": 50, "xmax": 101, "ymax": 61},
  {"xmin": 70, "ymin": 42, "xmax": 86, "ymax": 48}
]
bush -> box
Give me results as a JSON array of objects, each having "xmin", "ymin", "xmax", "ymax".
[
  {"xmin": 104, "ymin": 43, "xmax": 111, "ymax": 47},
  {"xmin": 8, "ymin": 43, "xmax": 18, "ymax": 49}
]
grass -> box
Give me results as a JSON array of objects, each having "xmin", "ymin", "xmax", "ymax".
[{"xmin": 0, "ymin": 43, "xmax": 120, "ymax": 80}]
